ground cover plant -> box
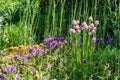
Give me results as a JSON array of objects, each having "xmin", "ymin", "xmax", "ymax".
[{"xmin": 0, "ymin": 0, "xmax": 120, "ymax": 80}]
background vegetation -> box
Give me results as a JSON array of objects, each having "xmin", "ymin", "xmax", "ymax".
[{"xmin": 0, "ymin": 0, "xmax": 120, "ymax": 80}]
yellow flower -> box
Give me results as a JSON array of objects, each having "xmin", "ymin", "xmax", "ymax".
[
  {"xmin": 34, "ymin": 45, "xmax": 39, "ymax": 48},
  {"xmin": 39, "ymin": 43, "xmax": 44, "ymax": 47},
  {"xmin": 10, "ymin": 51, "xmax": 16, "ymax": 57}
]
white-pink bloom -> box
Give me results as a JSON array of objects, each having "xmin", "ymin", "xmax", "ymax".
[
  {"xmin": 76, "ymin": 20, "xmax": 79, "ymax": 24},
  {"xmin": 82, "ymin": 22, "xmax": 88, "ymax": 30},
  {"xmin": 95, "ymin": 20, "xmax": 99, "ymax": 25},
  {"xmin": 92, "ymin": 37, "xmax": 96, "ymax": 43},
  {"xmin": 72, "ymin": 20, "xmax": 78, "ymax": 26},
  {"xmin": 69, "ymin": 28, "xmax": 76, "ymax": 34},
  {"xmin": 89, "ymin": 23, "xmax": 94, "ymax": 28},
  {"xmin": 82, "ymin": 22, "xmax": 87, "ymax": 26},
  {"xmin": 74, "ymin": 25, "xmax": 80, "ymax": 30},
  {"xmin": 92, "ymin": 29, "xmax": 96, "ymax": 34},
  {"xmin": 88, "ymin": 16, "xmax": 93, "ymax": 21},
  {"xmin": 77, "ymin": 29, "xmax": 81, "ymax": 33},
  {"xmin": 93, "ymin": 27, "xmax": 97, "ymax": 30}
]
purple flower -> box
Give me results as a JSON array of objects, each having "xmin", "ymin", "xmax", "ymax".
[
  {"xmin": 4, "ymin": 66, "xmax": 17, "ymax": 74},
  {"xmin": 36, "ymin": 47, "xmax": 43, "ymax": 56},
  {"xmin": 0, "ymin": 74, "xmax": 4, "ymax": 80},
  {"xmin": 96, "ymin": 38, "xmax": 103, "ymax": 44},
  {"xmin": 50, "ymin": 41, "xmax": 58, "ymax": 49},
  {"xmin": 29, "ymin": 47, "xmax": 36, "ymax": 57},
  {"xmin": 54, "ymin": 37, "xmax": 59, "ymax": 41},
  {"xmin": 17, "ymin": 75, "xmax": 21, "ymax": 80},
  {"xmin": 14, "ymin": 54, "xmax": 22, "ymax": 61},
  {"xmin": 24, "ymin": 54, "xmax": 30, "ymax": 60},
  {"xmin": 107, "ymin": 38, "xmax": 113, "ymax": 44},
  {"xmin": 42, "ymin": 78, "xmax": 46, "ymax": 80}
]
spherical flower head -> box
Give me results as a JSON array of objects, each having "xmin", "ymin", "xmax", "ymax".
[
  {"xmin": 95, "ymin": 20, "xmax": 99, "ymax": 25},
  {"xmin": 92, "ymin": 29, "xmax": 96, "ymax": 34},
  {"xmin": 89, "ymin": 23, "xmax": 94, "ymax": 28},
  {"xmin": 82, "ymin": 22, "xmax": 88, "ymax": 30},
  {"xmin": 76, "ymin": 29, "xmax": 81, "ymax": 33},
  {"xmin": 0, "ymin": 74, "xmax": 4, "ymax": 80},
  {"xmin": 69, "ymin": 28, "xmax": 76, "ymax": 34},
  {"xmin": 17, "ymin": 75, "xmax": 21, "ymax": 80},
  {"xmin": 72, "ymin": 20, "xmax": 78, "ymax": 26},
  {"xmin": 74, "ymin": 25, "xmax": 80, "ymax": 30},
  {"xmin": 88, "ymin": 16, "xmax": 93, "ymax": 21},
  {"xmin": 82, "ymin": 21, "xmax": 87, "ymax": 26},
  {"xmin": 92, "ymin": 37, "xmax": 96, "ymax": 43},
  {"xmin": 93, "ymin": 27, "xmax": 97, "ymax": 30},
  {"xmin": 76, "ymin": 20, "xmax": 79, "ymax": 24}
]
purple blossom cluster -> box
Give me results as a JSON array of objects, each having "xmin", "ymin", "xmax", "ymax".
[
  {"xmin": 0, "ymin": 74, "xmax": 4, "ymax": 80},
  {"xmin": 3, "ymin": 66, "xmax": 17, "ymax": 74},
  {"xmin": 29, "ymin": 46, "xmax": 46, "ymax": 57},
  {"xmin": 43, "ymin": 37, "xmax": 66, "ymax": 49},
  {"xmin": 13, "ymin": 46, "xmax": 48, "ymax": 62}
]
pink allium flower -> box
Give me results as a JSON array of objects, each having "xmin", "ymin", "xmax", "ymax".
[
  {"xmin": 74, "ymin": 25, "xmax": 80, "ymax": 30},
  {"xmin": 88, "ymin": 16, "xmax": 93, "ymax": 21},
  {"xmin": 77, "ymin": 29, "xmax": 81, "ymax": 33},
  {"xmin": 72, "ymin": 20, "xmax": 78, "ymax": 26},
  {"xmin": 76, "ymin": 20, "xmax": 79, "ymax": 24},
  {"xmin": 69, "ymin": 28, "xmax": 76, "ymax": 34},
  {"xmin": 92, "ymin": 37, "xmax": 96, "ymax": 43},
  {"xmin": 92, "ymin": 29, "xmax": 96, "ymax": 34},
  {"xmin": 95, "ymin": 20, "xmax": 99, "ymax": 25},
  {"xmin": 89, "ymin": 23, "xmax": 94, "ymax": 28},
  {"xmin": 82, "ymin": 22, "xmax": 87, "ymax": 26},
  {"xmin": 93, "ymin": 27, "xmax": 97, "ymax": 30},
  {"xmin": 82, "ymin": 22, "xmax": 88, "ymax": 30}
]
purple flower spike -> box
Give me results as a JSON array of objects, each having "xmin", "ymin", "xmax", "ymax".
[
  {"xmin": 17, "ymin": 75, "xmax": 21, "ymax": 80},
  {"xmin": 0, "ymin": 74, "xmax": 4, "ymax": 80},
  {"xmin": 107, "ymin": 38, "xmax": 113, "ymax": 44}
]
